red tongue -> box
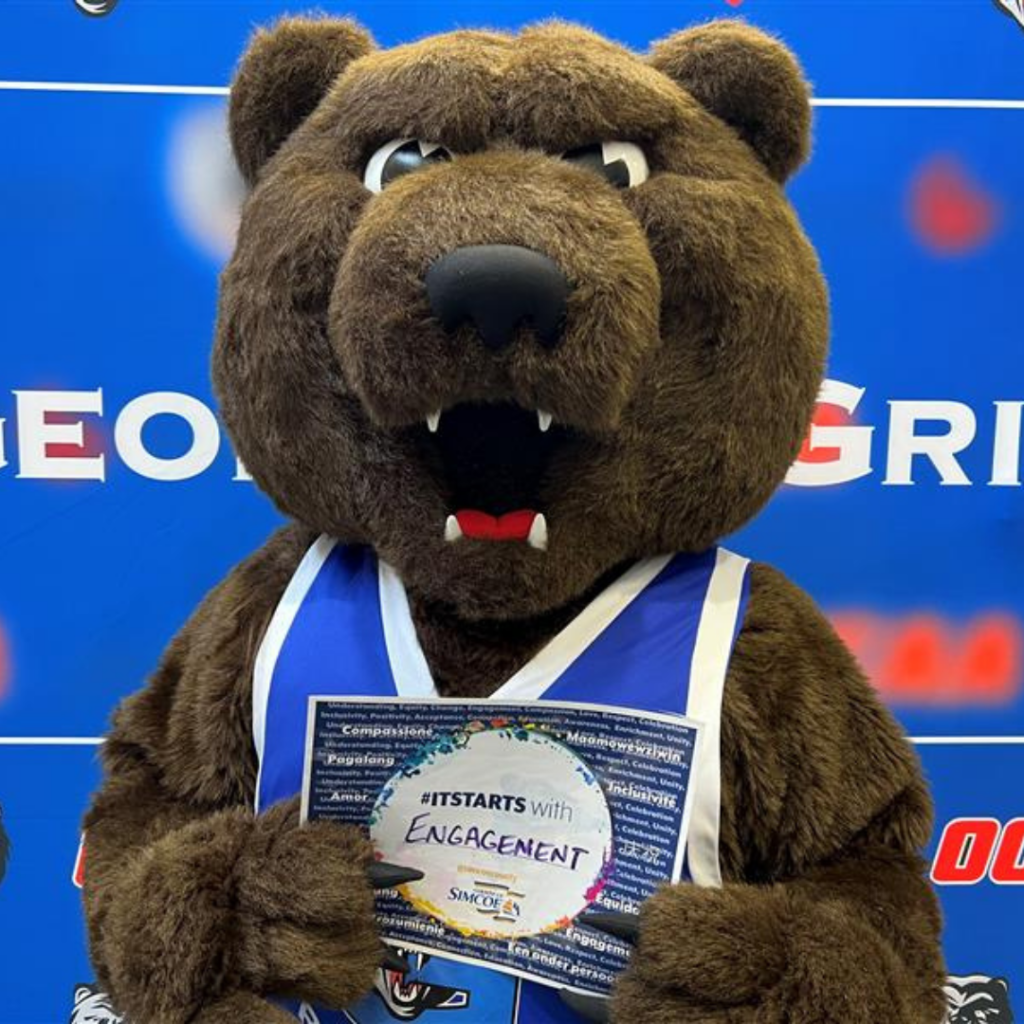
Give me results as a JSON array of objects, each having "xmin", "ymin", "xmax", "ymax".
[{"xmin": 455, "ymin": 509, "xmax": 535, "ymax": 541}]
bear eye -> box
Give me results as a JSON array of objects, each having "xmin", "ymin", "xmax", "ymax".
[
  {"xmin": 363, "ymin": 138, "xmax": 452, "ymax": 193},
  {"xmin": 561, "ymin": 141, "xmax": 649, "ymax": 188}
]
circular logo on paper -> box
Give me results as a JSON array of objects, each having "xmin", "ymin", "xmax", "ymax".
[
  {"xmin": 74, "ymin": 0, "xmax": 119, "ymax": 16},
  {"xmin": 370, "ymin": 721, "xmax": 614, "ymax": 939}
]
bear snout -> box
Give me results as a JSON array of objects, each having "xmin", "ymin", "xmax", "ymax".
[
  {"xmin": 425, "ymin": 245, "xmax": 571, "ymax": 353},
  {"xmin": 329, "ymin": 151, "xmax": 661, "ymax": 434}
]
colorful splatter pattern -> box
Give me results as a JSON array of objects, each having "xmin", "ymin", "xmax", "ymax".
[{"xmin": 369, "ymin": 719, "xmax": 615, "ymax": 940}]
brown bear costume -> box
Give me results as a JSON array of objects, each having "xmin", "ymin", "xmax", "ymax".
[{"xmin": 81, "ymin": 15, "xmax": 948, "ymax": 1024}]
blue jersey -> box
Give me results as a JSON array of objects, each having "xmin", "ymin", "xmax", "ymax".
[{"xmin": 253, "ymin": 538, "xmax": 750, "ymax": 1024}]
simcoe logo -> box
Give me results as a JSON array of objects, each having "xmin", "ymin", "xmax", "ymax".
[
  {"xmin": 448, "ymin": 880, "xmax": 525, "ymax": 922},
  {"xmin": 74, "ymin": 0, "xmax": 119, "ymax": 15}
]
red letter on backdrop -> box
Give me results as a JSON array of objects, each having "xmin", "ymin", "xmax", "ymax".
[
  {"xmin": 931, "ymin": 818, "xmax": 1001, "ymax": 884},
  {"xmin": 990, "ymin": 819, "xmax": 1024, "ymax": 884}
]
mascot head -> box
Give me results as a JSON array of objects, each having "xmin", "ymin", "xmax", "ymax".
[{"xmin": 215, "ymin": 17, "xmax": 827, "ymax": 619}]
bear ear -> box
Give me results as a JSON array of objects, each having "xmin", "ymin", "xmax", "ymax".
[
  {"xmin": 649, "ymin": 20, "xmax": 812, "ymax": 183},
  {"xmin": 229, "ymin": 15, "xmax": 375, "ymax": 186}
]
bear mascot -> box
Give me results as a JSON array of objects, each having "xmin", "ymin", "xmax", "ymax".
[{"xmin": 81, "ymin": 15, "xmax": 948, "ymax": 1024}]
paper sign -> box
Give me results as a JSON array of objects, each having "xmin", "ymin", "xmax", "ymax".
[{"xmin": 302, "ymin": 697, "xmax": 702, "ymax": 997}]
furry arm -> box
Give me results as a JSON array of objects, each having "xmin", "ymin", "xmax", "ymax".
[
  {"xmin": 82, "ymin": 527, "xmax": 383, "ymax": 1024},
  {"xmin": 611, "ymin": 563, "xmax": 947, "ymax": 1024}
]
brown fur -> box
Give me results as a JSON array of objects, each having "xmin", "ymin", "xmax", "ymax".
[
  {"xmin": 83, "ymin": 534, "xmax": 946, "ymax": 1021},
  {"xmin": 213, "ymin": 16, "xmax": 827, "ymax": 621},
  {"xmin": 229, "ymin": 18, "xmax": 375, "ymax": 186},
  {"xmin": 83, "ymin": 14, "xmax": 945, "ymax": 1024},
  {"xmin": 648, "ymin": 21, "xmax": 813, "ymax": 183}
]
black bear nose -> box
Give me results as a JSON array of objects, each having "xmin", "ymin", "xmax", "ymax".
[{"xmin": 425, "ymin": 244, "xmax": 570, "ymax": 351}]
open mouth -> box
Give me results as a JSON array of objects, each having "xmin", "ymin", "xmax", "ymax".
[
  {"xmin": 385, "ymin": 969, "xmax": 425, "ymax": 1006},
  {"xmin": 412, "ymin": 402, "xmax": 572, "ymax": 551}
]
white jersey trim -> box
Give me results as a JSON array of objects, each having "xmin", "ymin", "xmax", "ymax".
[
  {"xmin": 683, "ymin": 547, "xmax": 750, "ymax": 888},
  {"xmin": 379, "ymin": 559, "xmax": 436, "ymax": 698},
  {"xmin": 490, "ymin": 555, "xmax": 674, "ymax": 701},
  {"xmin": 379, "ymin": 553, "xmax": 674, "ymax": 702},
  {"xmin": 255, "ymin": 539, "xmax": 747, "ymax": 890},
  {"xmin": 252, "ymin": 534, "xmax": 338, "ymax": 810}
]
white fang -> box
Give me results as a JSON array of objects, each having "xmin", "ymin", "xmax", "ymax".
[{"xmin": 527, "ymin": 513, "xmax": 548, "ymax": 551}]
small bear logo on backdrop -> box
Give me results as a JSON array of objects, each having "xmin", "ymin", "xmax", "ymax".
[
  {"xmin": 69, "ymin": 984, "xmax": 126, "ymax": 1023},
  {"xmin": 944, "ymin": 975, "xmax": 1014, "ymax": 1023},
  {"xmin": 73, "ymin": 0, "xmax": 119, "ymax": 16},
  {"xmin": 994, "ymin": 0, "xmax": 1024, "ymax": 30}
]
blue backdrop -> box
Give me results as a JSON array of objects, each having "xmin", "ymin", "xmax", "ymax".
[{"xmin": 0, "ymin": 2, "xmax": 1021, "ymax": 1022}]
